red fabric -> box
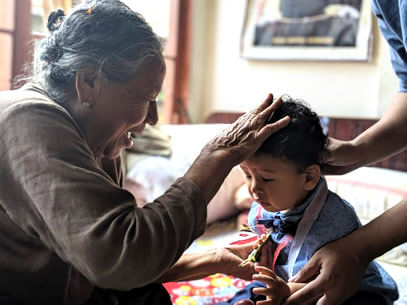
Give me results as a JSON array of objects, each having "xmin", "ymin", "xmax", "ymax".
[
  {"xmin": 230, "ymin": 233, "xmax": 258, "ymax": 245},
  {"xmin": 271, "ymin": 235, "xmax": 293, "ymax": 272}
]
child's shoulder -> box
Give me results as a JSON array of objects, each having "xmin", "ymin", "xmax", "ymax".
[
  {"xmin": 323, "ymin": 189, "xmax": 360, "ymax": 217},
  {"xmin": 311, "ymin": 190, "xmax": 361, "ymax": 240}
]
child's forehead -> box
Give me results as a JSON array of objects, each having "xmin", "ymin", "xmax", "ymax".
[{"xmin": 241, "ymin": 154, "xmax": 297, "ymax": 172}]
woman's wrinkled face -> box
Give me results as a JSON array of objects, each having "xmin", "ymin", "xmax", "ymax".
[{"xmin": 90, "ymin": 59, "xmax": 165, "ymax": 159}]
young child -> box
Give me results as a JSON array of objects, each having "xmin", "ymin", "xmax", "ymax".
[{"xmin": 218, "ymin": 97, "xmax": 398, "ymax": 305}]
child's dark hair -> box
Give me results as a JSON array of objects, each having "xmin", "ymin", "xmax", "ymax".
[{"xmin": 258, "ymin": 96, "xmax": 327, "ymax": 172}]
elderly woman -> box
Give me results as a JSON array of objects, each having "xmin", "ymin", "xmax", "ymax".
[{"xmin": 0, "ymin": 0, "xmax": 289, "ymax": 304}]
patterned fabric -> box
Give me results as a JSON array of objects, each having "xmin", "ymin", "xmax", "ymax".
[{"xmin": 164, "ymin": 274, "xmax": 253, "ymax": 305}]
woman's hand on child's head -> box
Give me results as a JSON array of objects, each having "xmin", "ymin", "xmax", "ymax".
[
  {"xmin": 206, "ymin": 93, "xmax": 290, "ymax": 165},
  {"xmin": 252, "ymin": 265, "xmax": 291, "ymax": 305}
]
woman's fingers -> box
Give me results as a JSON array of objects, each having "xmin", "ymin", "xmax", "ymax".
[
  {"xmin": 255, "ymin": 94, "xmax": 290, "ymax": 143},
  {"xmin": 258, "ymin": 115, "xmax": 290, "ymax": 142},
  {"xmin": 256, "ymin": 93, "xmax": 275, "ymax": 115},
  {"xmin": 234, "ymin": 93, "xmax": 285, "ymax": 129},
  {"xmin": 243, "ymin": 94, "xmax": 286, "ymax": 128},
  {"xmin": 207, "ymin": 93, "xmax": 290, "ymax": 165},
  {"xmin": 257, "ymin": 240, "xmax": 274, "ymax": 268},
  {"xmin": 261, "ymin": 94, "xmax": 282, "ymax": 122}
]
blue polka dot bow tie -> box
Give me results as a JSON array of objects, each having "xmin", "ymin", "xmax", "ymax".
[{"xmin": 257, "ymin": 215, "xmax": 299, "ymax": 235}]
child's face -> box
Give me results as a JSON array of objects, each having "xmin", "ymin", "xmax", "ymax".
[{"xmin": 240, "ymin": 154, "xmax": 311, "ymax": 213}]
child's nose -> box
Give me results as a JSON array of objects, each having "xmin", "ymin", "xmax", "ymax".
[
  {"xmin": 251, "ymin": 192, "xmax": 260, "ymax": 200},
  {"xmin": 250, "ymin": 179, "xmax": 262, "ymax": 194}
]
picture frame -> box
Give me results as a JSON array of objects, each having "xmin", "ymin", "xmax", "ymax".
[{"xmin": 241, "ymin": 0, "xmax": 373, "ymax": 61}]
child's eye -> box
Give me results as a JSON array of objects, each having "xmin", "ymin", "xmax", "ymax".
[{"xmin": 263, "ymin": 178, "xmax": 274, "ymax": 182}]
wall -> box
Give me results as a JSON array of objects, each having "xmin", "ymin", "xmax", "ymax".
[
  {"xmin": 188, "ymin": 0, "xmax": 399, "ymax": 123},
  {"xmin": 0, "ymin": 0, "xmax": 15, "ymax": 91}
]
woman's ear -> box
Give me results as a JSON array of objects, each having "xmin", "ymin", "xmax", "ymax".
[
  {"xmin": 303, "ymin": 164, "xmax": 321, "ymax": 191},
  {"xmin": 75, "ymin": 68, "xmax": 99, "ymax": 108}
]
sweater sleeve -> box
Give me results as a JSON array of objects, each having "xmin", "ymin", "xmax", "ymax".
[
  {"xmin": 371, "ymin": 0, "xmax": 407, "ymax": 92},
  {"xmin": 0, "ymin": 101, "xmax": 207, "ymax": 290}
]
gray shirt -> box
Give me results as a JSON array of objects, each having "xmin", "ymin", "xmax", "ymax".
[{"xmin": 0, "ymin": 84, "xmax": 206, "ymax": 304}]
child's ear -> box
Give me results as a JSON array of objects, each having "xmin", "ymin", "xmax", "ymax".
[{"xmin": 303, "ymin": 164, "xmax": 321, "ymax": 191}]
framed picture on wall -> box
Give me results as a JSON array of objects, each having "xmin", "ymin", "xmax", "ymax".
[{"xmin": 241, "ymin": 0, "xmax": 373, "ymax": 61}]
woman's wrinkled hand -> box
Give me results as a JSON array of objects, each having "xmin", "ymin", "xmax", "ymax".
[
  {"xmin": 256, "ymin": 235, "xmax": 274, "ymax": 269},
  {"xmin": 252, "ymin": 265, "xmax": 291, "ymax": 305},
  {"xmin": 215, "ymin": 242, "xmax": 260, "ymax": 280},
  {"xmin": 206, "ymin": 94, "xmax": 290, "ymax": 165},
  {"xmin": 185, "ymin": 93, "xmax": 289, "ymax": 204}
]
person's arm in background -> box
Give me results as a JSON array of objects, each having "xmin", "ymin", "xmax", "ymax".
[
  {"xmin": 283, "ymin": 1, "xmax": 407, "ymax": 304},
  {"xmin": 322, "ymin": 0, "xmax": 407, "ymax": 175},
  {"xmin": 321, "ymin": 92, "xmax": 407, "ymax": 175}
]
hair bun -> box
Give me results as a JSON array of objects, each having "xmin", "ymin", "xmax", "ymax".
[{"xmin": 47, "ymin": 8, "xmax": 65, "ymax": 32}]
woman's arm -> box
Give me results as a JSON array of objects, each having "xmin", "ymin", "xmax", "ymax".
[
  {"xmin": 0, "ymin": 93, "xmax": 288, "ymax": 291},
  {"xmin": 322, "ymin": 92, "xmax": 407, "ymax": 175},
  {"xmin": 155, "ymin": 242, "xmax": 259, "ymax": 282}
]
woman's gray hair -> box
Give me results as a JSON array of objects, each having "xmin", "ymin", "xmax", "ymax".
[{"xmin": 31, "ymin": 0, "xmax": 164, "ymax": 105}]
